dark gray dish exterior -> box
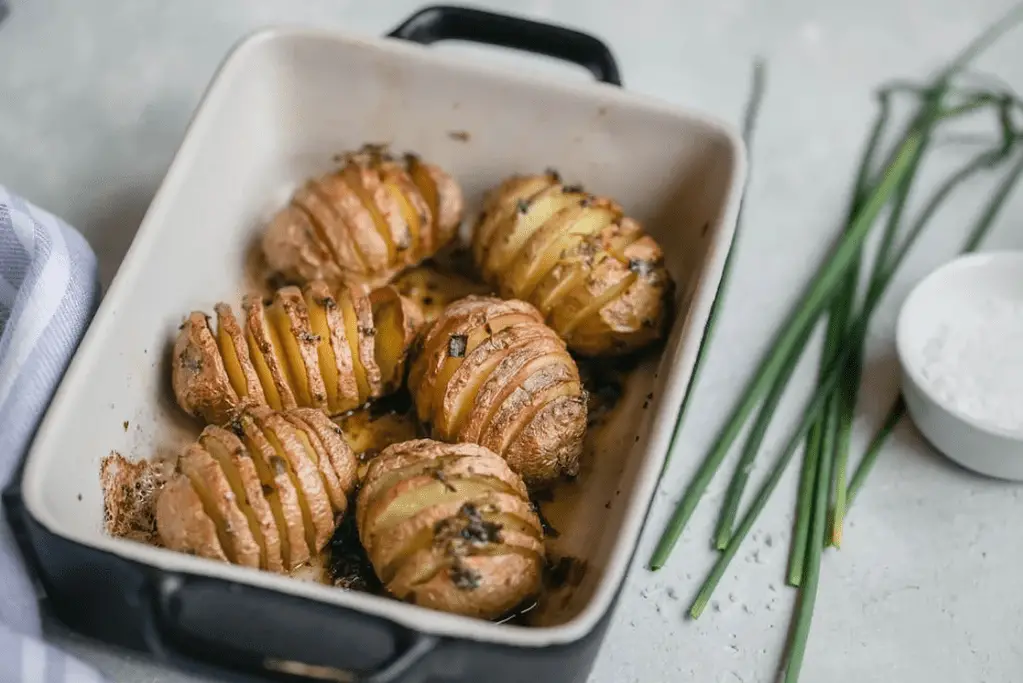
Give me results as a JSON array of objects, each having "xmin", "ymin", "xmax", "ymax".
[{"xmin": 5, "ymin": 6, "xmax": 640, "ymax": 683}]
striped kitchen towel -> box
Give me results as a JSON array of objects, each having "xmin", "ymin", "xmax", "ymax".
[{"xmin": 0, "ymin": 186, "xmax": 105, "ymax": 681}]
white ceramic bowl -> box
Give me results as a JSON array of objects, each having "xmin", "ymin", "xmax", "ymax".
[{"xmin": 896, "ymin": 251, "xmax": 1023, "ymax": 480}]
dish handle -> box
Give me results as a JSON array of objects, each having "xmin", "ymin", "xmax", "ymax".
[
  {"xmin": 387, "ymin": 5, "xmax": 622, "ymax": 86},
  {"xmin": 141, "ymin": 574, "xmax": 439, "ymax": 683}
]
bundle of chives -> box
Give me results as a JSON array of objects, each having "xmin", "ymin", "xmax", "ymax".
[{"xmin": 648, "ymin": 5, "xmax": 1023, "ymax": 682}]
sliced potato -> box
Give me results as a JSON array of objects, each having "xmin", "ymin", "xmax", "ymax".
[
  {"xmin": 172, "ymin": 312, "xmax": 239, "ymax": 424},
  {"xmin": 303, "ymin": 281, "xmax": 360, "ymax": 413},
  {"xmin": 255, "ymin": 410, "xmax": 335, "ymax": 553},
  {"xmin": 283, "ymin": 407, "xmax": 358, "ymax": 512},
  {"xmin": 242, "ymin": 295, "xmax": 295, "ymax": 411},
  {"xmin": 200, "ymin": 425, "xmax": 284, "ymax": 573},
  {"xmin": 291, "ymin": 183, "xmax": 364, "ymax": 278},
  {"xmin": 408, "ymin": 297, "xmax": 585, "ymax": 484},
  {"xmin": 472, "ymin": 174, "xmax": 674, "ymax": 356},
  {"xmin": 269, "ymin": 287, "xmax": 328, "ymax": 410},
  {"xmin": 261, "ymin": 204, "xmax": 346, "ymax": 286},
  {"xmin": 370, "ymin": 285, "xmax": 422, "ymax": 393},
  {"xmin": 380, "ymin": 160, "xmax": 433, "ymax": 261},
  {"xmin": 155, "ymin": 475, "xmax": 228, "ymax": 563},
  {"xmin": 342, "ymin": 159, "xmax": 415, "ymax": 269},
  {"xmin": 318, "ymin": 172, "xmax": 392, "ymax": 279},
  {"xmin": 237, "ymin": 411, "xmax": 309, "ymax": 569},
  {"xmin": 178, "ymin": 443, "xmax": 261, "ymax": 568},
  {"xmin": 406, "ymin": 154, "xmax": 464, "ymax": 251},
  {"xmin": 356, "ymin": 439, "xmax": 543, "ymax": 620},
  {"xmin": 214, "ymin": 303, "xmax": 265, "ymax": 405}
]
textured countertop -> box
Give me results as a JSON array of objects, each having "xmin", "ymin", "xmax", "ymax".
[{"xmin": 3, "ymin": 1, "xmax": 1023, "ymax": 681}]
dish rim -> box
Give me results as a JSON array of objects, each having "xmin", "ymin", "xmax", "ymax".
[{"xmin": 21, "ymin": 24, "xmax": 748, "ymax": 648}]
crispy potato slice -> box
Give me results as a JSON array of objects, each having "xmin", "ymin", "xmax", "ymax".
[
  {"xmin": 172, "ymin": 312, "xmax": 239, "ymax": 424},
  {"xmin": 292, "ymin": 182, "xmax": 365, "ymax": 277},
  {"xmin": 369, "ymin": 286, "xmax": 422, "ymax": 394},
  {"xmin": 531, "ymin": 259, "xmax": 588, "ymax": 317},
  {"xmin": 238, "ymin": 412, "xmax": 309, "ymax": 569},
  {"xmin": 358, "ymin": 456, "xmax": 527, "ymax": 539},
  {"xmin": 480, "ymin": 370, "xmax": 585, "ymax": 485},
  {"xmin": 156, "ymin": 475, "xmax": 228, "ymax": 563},
  {"xmin": 303, "ymin": 282, "xmax": 360, "ymax": 413},
  {"xmin": 410, "ymin": 298, "xmax": 541, "ymax": 421},
  {"xmin": 387, "ymin": 539, "xmax": 543, "ymax": 619},
  {"xmin": 381, "ymin": 161, "xmax": 433, "ymax": 261},
  {"xmin": 435, "ymin": 323, "xmax": 561, "ymax": 440},
  {"xmin": 241, "ymin": 295, "xmax": 294, "ymax": 411},
  {"xmin": 200, "ymin": 426, "xmax": 284, "ymax": 573},
  {"xmin": 472, "ymin": 174, "xmax": 557, "ymax": 271},
  {"xmin": 214, "ymin": 303, "xmax": 265, "ymax": 405},
  {"xmin": 284, "ymin": 408, "xmax": 358, "ymax": 512},
  {"xmin": 262, "ymin": 204, "xmax": 346, "ymax": 286},
  {"xmin": 484, "ymin": 186, "xmax": 585, "ymax": 281},
  {"xmin": 457, "ymin": 336, "xmax": 568, "ymax": 444},
  {"xmin": 338, "ymin": 287, "xmax": 382, "ymax": 401},
  {"xmin": 255, "ymin": 410, "xmax": 335, "ymax": 554},
  {"xmin": 178, "ymin": 444, "xmax": 261, "ymax": 568},
  {"xmin": 318, "ymin": 173, "xmax": 391, "ymax": 280},
  {"xmin": 406, "ymin": 155, "xmax": 464, "ymax": 251},
  {"xmin": 269, "ymin": 287, "xmax": 328, "ymax": 410},
  {"xmin": 369, "ymin": 493, "xmax": 542, "ymax": 581},
  {"xmin": 342, "ymin": 160, "xmax": 415, "ymax": 269},
  {"xmin": 506, "ymin": 202, "xmax": 619, "ymax": 301}
]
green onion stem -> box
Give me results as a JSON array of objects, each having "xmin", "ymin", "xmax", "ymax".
[
  {"xmin": 648, "ymin": 132, "xmax": 922, "ymax": 570},
  {"xmin": 846, "ymin": 397, "xmax": 905, "ymax": 505},
  {"xmin": 780, "ymin": 392, "xmax": 837, "ymax": 683},
  {"xmin": 712, "ymin": 324, "xmax": 814, "ymax": 549},
  {"xmin": 689, "ymin": 348, "xmax": 850, "ymax": 617},
  {"xmin": 664, "ymin": 60, "xmax": 767, "ymax": 467}
]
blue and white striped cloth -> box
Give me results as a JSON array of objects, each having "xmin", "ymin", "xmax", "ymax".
[{"xmin": 0, "ymin": 187, "xmax": 105, "ymax": 681}]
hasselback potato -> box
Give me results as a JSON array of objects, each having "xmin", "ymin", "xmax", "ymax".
[
  {"xmin": 408, "ymin": 296, "xmax": 586, "ymax": 485},
  {"xmin": 472, "ymin": 172, "xmax": 673, "ymax": 356},
  {"xmin": 156, "ymin": 406, "xmax": 357, "ymax": 572},
  {"xmin": 263, "ymin": 146, "xmax": 464, "ymax": 289},
  {"xmin": 173, "ymin": 282, "xmax": 421, "ymax": 424},
  {"xmin": 357, "ymin": 440, "xmax": 544, "ymax": 619}
]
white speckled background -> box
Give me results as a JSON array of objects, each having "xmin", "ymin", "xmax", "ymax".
[{"xmin": 2, "ymin": 1, "xmax": 1023, "ymax": 681}]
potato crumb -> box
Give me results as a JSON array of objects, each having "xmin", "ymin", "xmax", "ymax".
[{"xmin": 100, "ymin": 451, "xmax": 172, "ymax": 545}]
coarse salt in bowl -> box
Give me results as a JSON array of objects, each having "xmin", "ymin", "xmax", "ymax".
[{"xmin": 896, "ymin": 251, "xmax": 1023, "ymax": 480}]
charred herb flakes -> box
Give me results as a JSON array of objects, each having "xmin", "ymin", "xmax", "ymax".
[
  {"xmin": 448, "ymin": 334, "xmax": 468, "ymax": 358},
  {"xmin": 450, "ymin": 562, "xmax": 482, "ymax": 591}
]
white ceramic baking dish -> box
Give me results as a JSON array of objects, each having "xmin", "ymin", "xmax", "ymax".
[{"xmin": 8, "ymin": 6, "xmax": 745, "ymax": 682}]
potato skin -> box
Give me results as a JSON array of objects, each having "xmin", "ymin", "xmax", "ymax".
[
  {"xmin": 408, "ymin": 297, "xmax": 586, "ymax": 485},
  {"xmin": 172, "ymin": 312, "xmax": 239, "ymax": 425},
  {"xmin": 156, "ymin": 406, "xmax": 357, "ymax": 575},
  {"xmin": 263, "ymin": 146, "xmax": 463, "ymax": 289},
  {"xmin": 155, "ymin": 475, "xmax": 228, "ymax": 563},
  {"xmin": 357, "ymin": 440, "xmax": 543, "ymax": 620},
  {"xmin": 170, "ymin": 283, "xmax": 419, "ymax": 424},
  {"xmin": 471, "ymin": 174, "xmax": 674, "ymax": 356}
]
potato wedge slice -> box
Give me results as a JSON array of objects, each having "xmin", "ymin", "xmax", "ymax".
[
  {"xmin": 342, "ymin": 161, "xmax": 415, "ymax": 269},
  {"xmin": 387, "ymin": 539, "xmax": 543, "ymax": 619},
  {"xmin": 214, "ymin": 303, "xmax": 265, "ymax": 405},
  {"xmin": 178, "ymin": 444, "xmax": 261, "ymax": 568},
  {"xmin": 435, "ymin": 322, "xmax": 562, "ymax": 440},
  {"xmin": 261, "ymin": 204, "xmax": 346, "ymax": 286},
  {"xmin": 456, "ymin": 336, "xmax": 568, "ymax": 444},
  {"xmin": 506, "ymin": 202, "xmax": 619, "ymax": 301},
  {"xmin": 338, "ymin": 287, "xmax": 382, "ymax": 401},
  {"xmin": 406, "ymin": 154, "xmax": 464, "ymax": 252},
  {"xmin": 241, "ymin": 295, "xmax": 295, "ymax": 411},
  {"xmin": 381, "ymin": 161, "xmax": 433, "ymax": 262},
  {"xmin": 269, "ymin": 287, "xmax": 328, "ymax": 410},
  {"xmin": 237, "ymin": 411, "xmax": 309, "ymax": 569},
  {"xmin": 200, "ymin": 425, "xmax": 284, "ymax": 573},
  {"xmin": 155, "ymin": 475, "xmax": 228, "ymax": 563},
  {"xmin": 254, "ymin": 409, "xmax": 335, "ymax": 554},
  {"xmin": 472, "ymin": 174, "xmax": 557, "ymax": 271},
  {"xmin": 172, "ymin": 312, "xmax": 239, "ymax": 424},
  {"xmin": 292, "ymin": 182, "xmax": 365, "ymax": 277},
  {"xmin": 283, "ymin": 407, "xmax": 357, "ymax": 513},
  {"xmin": 303, "ymin": 281, "xmax": 360, "ymax": 413},
  {"xmin": 370, "ymin": 285, "xmax": 422, "ymax": 394},
  {"xmin": 484, "ymin": 186, "xmax": 586, "ymax": 281}
]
